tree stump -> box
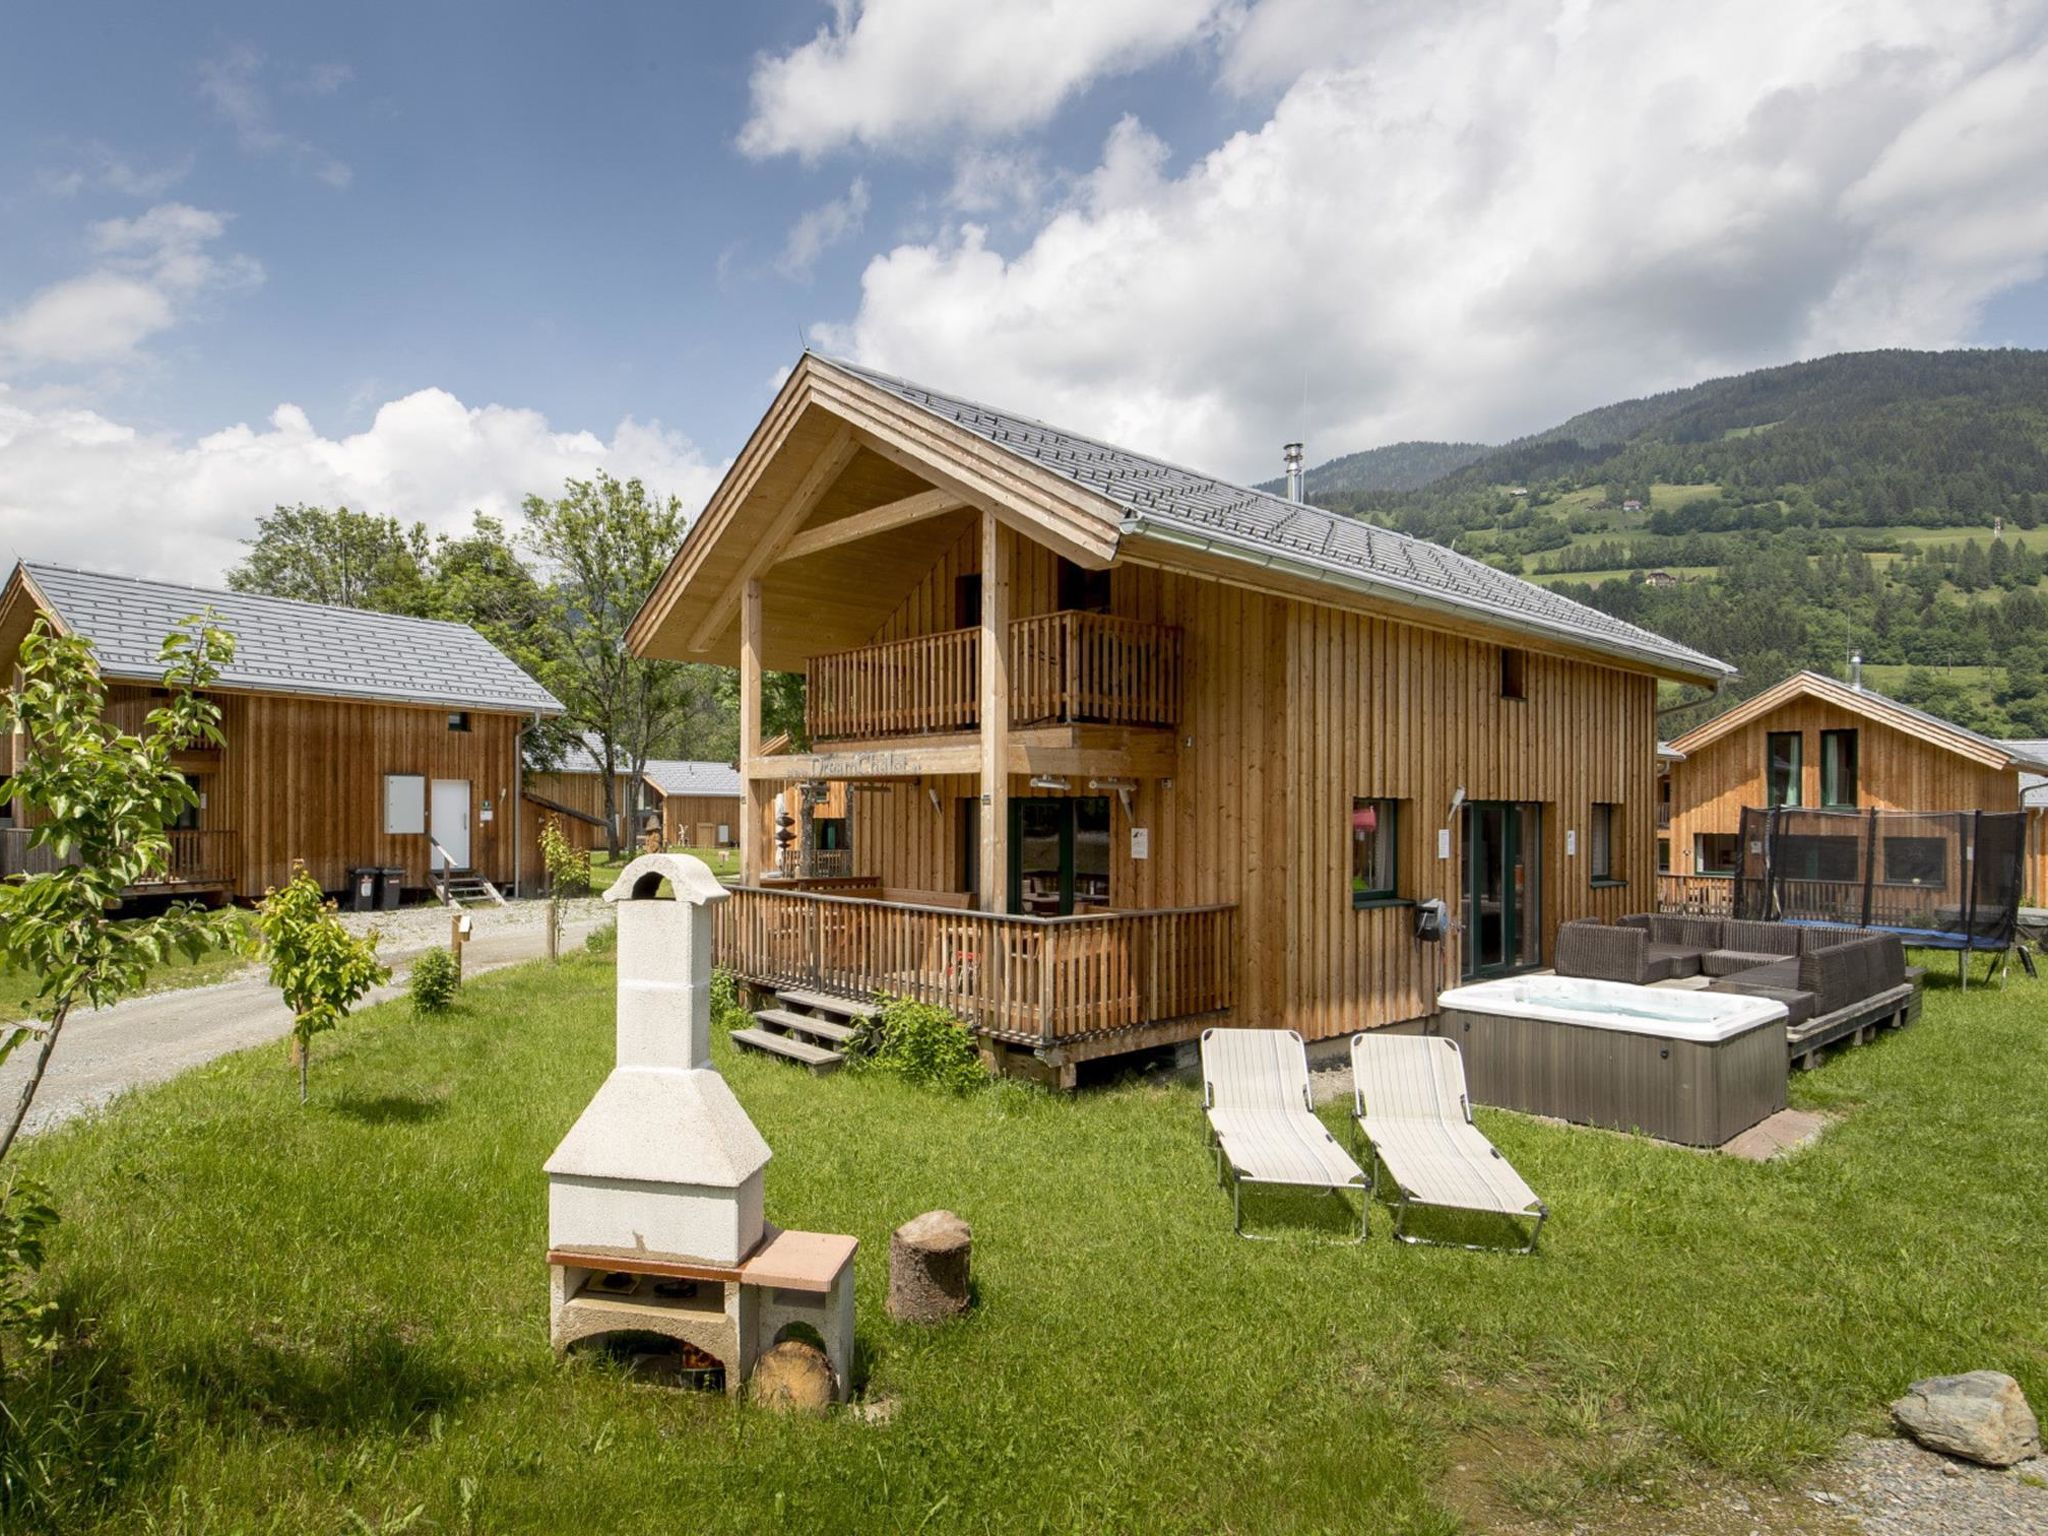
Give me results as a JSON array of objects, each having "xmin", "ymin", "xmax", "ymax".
[
  {"xmin": 887, "ymin": 1209, "xmax": 972, "ymax": 1323},
  {"xmin": 749, "ymin": 1339, "xmax": 836, "ymax": 1414}
]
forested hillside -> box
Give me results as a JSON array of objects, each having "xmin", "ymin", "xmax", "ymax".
[
  {"xmin": 1254, "ymin": 439, "xmax": 1490, "ymax": 498},
  {"xmin": 1299, "ymin": 349, "xmax": 2048, "ymax": 736}
]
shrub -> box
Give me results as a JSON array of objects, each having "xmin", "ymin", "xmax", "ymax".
[
  {"xmin": 584, "ymin": 919, "xmax": 617, "ymax": 956},
  {"xmin": 850, "ymin": 995, "xmax": 987, "ymax": 1093},
  {"xmin": 407, "ymin": 947, "xmax": 461, "ymax": 1016},
  {"xmin": 710, "ymin": 969, "xmax": 744, "ymax": 1026}
]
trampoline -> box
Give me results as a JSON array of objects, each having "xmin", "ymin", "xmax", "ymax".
[{"xmin": 1732, "ymin": 807, "xmax": 2033, "ymax": 988}]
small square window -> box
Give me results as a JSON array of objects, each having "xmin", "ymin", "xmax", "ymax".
[
  {"xmin": 1499, "ymin": 648, "xmax": 1527, "ymax": 700},
  {"xmin": 1695, "ymin": 832, "xmax": 1739, "ymax": 875},
  {"xmin": 1589, "ymin": 802, "xmax": 1620, "ymax": 883},
  {"xmin": 447, "ymin": 711, "xmax": 471, "ymax": 733},
  {"xmin": 1351, "ymin": 797, "xmax": 1400, "ymax": 904}
]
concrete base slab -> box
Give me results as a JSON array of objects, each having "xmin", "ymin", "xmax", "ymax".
[{"xmin": 1718, "ymin": 1108, "xmax": 1830, "ymax": 1162}]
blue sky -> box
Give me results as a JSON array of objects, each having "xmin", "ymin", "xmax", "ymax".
[{"xmin": 5, "ymin": 1, "xmax": 2048, "ymax": 583}]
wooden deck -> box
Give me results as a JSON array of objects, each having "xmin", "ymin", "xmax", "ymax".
[
  {"xmin": 0, "ymin": 826, "xmax": 238, "ymax": 894},
  {"xmin": 806, "ymin": 610, "xmax": 1181, "ymax": 742},
  {"xmin": 713, "ymin": 884, "xmax": 1234, "ymax": 1052}
]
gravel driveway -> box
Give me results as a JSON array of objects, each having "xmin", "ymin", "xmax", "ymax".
[{"xmin": 0, "ymin": 897, "xmax": 608, "ymax": 1138}]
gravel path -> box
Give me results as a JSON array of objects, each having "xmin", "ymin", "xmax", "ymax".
[
  {"xmin": 1824, "ymin": 1435, "xmax": 2048, "ymax": 1534},
  {"xmin": 0, "ymin": 898, "xmax": 609, "ymax": 1137}
]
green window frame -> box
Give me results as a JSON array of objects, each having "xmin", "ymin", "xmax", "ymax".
[
  {"xmin": 1766, "ymin": 731, "xmax": 1802, "ymax": 807},
  {"xmin": 1351, "ymin": 797, "xmax": 1400, "ymax": 905},
  {"xmin": 1589, "ymin": 802, "xmax": 1621, "ymax": 884},
  {"xmin": 1820, "ymin": 728, "xmax": 1858, "ymax": 808}
]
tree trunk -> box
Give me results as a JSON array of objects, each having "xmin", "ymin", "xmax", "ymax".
[
  {"xmin": 0, "ymin": 1004, "xmax": 70, "ymax": 1164},
  {"xmin": 547, "ymin": 897, "xmax": 560, "ymax": 963},
  {"xmin": 291, "ymin": 1033, "xmax": 309, "ymax": 1104}
]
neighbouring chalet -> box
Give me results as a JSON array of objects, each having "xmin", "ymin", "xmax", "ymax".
[
  {"xmin": 522, "ymin": 733, "xmax": 648, "ymax": 867},
  {"xmin": 642, "ymin": 757, "xmax": 744, "ymax": 850},
  {"xmin": 1, "ymin": 561, "xmax": 563, "ymax": 904},
  {"xmin": 2012, "ymin": 743, "xmax": 2048, "ymax": 905},
  {"xmin": 1661, "ymin": 669, "xmax": 2048, "ymax": 904},
  {"xmin": 626, "ymin": 354, "xmax": 1733, "ymax": 1081}
]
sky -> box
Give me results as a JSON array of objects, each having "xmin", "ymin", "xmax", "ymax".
[{"xmin": 4, "ymin": 0, "xmax": 2048, "ymax": 585}]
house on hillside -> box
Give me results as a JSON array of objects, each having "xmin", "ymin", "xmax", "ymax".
[
  {"xmin": 2004, "ymin": 740, "xmax": 2048, "ymax": 905},
  {"xmin": 626, "ymin": 353, "xmax": 1732, "ymax": 1082},
  {"xmin": 641, "ymin": 757, "xmax": 743, "ymax": 850},
  {"xmin": 1, "ymin": 561, "xmax": 563, "ymax": 904},
  {"xmin": 1642, "ymin": 569, "xmax": 1679, "ymax": 588},
  {"xmin": 1661, "ymin": 670, "xmax": 2048, "ymax": 906}
]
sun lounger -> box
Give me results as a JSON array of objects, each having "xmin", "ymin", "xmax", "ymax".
[
  {"xmin": 1349, "ymin": 1033, "xmax": 1547, "ymax": 1253},
  {"xmin": 1200, "ymin": 1028, "xmax": 1367, "ymax": 1241}
]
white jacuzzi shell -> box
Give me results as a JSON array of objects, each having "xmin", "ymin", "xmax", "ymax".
[{"xmin": 1437, "ymin": 975, "xmax": 1787, "ymax": 1042}]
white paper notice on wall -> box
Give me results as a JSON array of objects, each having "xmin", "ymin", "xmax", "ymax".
[
  {"xmin": 1130, "ymin": 827, "xmax": 1149, "ymax": 860},
  {"xmin": 1566, "ymin": 829, "xmax": 1577, "ymax": 857},
  {"xmin": 1437, "ymin": 827, "xmax": 1451, "ymax": 860}
]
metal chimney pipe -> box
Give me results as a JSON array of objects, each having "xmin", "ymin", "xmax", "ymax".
[
  {"xmin": 1283, "ymin": 442, "xmax": 1304, "ymax": 504},
  {"xmin": 1850, "ymin": 653, "xmax": 1863, "ymax": 691}
]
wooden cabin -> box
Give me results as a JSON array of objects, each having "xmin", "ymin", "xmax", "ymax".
[
  {"xmin": 1660, "ymin": 670, "xmax": 2048, "ymax": 909},
  {"xmin": 2001, "ymin": 740, "xmax": 2048, "ymax": 906},
  {"xmin": 641, "ymin": 758, "xmax": 745, "ymax": 850},
  {"xmin": 1, "ymin": 561, "xmax": 564, "ymax": 903},
  {"xmin": 522, "ymin": 732, "xmax": 646, "ymax": 870},
  {"xmin": 626, "ymin": 354, "xmax": 1732, "ymax": 1081}
]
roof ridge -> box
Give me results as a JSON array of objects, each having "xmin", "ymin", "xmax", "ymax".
[{"xmin": 21, "ymin": 559, "xmax": 485, "ymax": 637}]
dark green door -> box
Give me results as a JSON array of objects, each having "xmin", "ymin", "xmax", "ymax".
[
  {"xmin": 1008, "ymin": 797, "xmax": 1112, "ymax": 915},
  {"xmin": 1465, "ymin": 801, "xmax": 1542, "ymax": 978}
]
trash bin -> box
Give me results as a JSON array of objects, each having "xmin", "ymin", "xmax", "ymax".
[
  {"xmin": 349, "ymin": 867, "xmax": 378, "ymax": 912},
  {"xmin": 379, "ymin": 867, "xmax": 405, "ymax": 910}
]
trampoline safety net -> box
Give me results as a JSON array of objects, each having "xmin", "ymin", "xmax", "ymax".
[{"xmin": 1733, "ymin": 807, "xmax": 2025, "ymax": 949}]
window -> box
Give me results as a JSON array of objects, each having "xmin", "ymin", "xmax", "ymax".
[
  {"xmin": 1821, "ymin": 729, "xmax": 1859, "ymax": 807},
  {"xmin": 1499, "ymin": 647, "xmax": 1527, "ymax": 700},
  {"xmin": 1351, "ymin": 797, "xmax": 1400, "ymax": 904},
  {"xmin": 170, "ymin": 773, "xmax": 203, "ymax": 831},
  {"xmin": 954, "ymin": 574, "xmax": 982, "ymax": 629},
  {"xmin": 1777, "ymin": 834, "xmax": 1861, "ymax": 883},
  {"xmin": 1589, "ymin": 802, "xmax": 1620, "ymax": 883},
  {"xmin": 815, "ymin": 817, "xmax": 849, "ymax": 851},
  {"xmin": 1057, "ymin": 558, "xmax": 1113, "ymax": 614},
  {"xmin": 1695, "ymin": 832, "xmax": 1739, "ymax": 876},
  {"xmin": 447, "ymin": 711, "xmax": 471, "ymax": 733},
  {"xmin": 1884, "ymin": 836, "xmax": 1947, "ymax": 887},
  {"xmin": 955, "ymin": 798, "xmax": 979, "ymax": 895},
  {"xmin": 1657, "ymin": 836, "xmax": 1671, "ymax": 873},
  {"xmin": 1766, "ymin": 731, "xmax": 1802, "ymax": 807}
]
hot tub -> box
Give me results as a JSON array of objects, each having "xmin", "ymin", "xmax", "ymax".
[{"xmin": 1432, "ymin": 976, "xmax": 1788, "ymax": 1146}]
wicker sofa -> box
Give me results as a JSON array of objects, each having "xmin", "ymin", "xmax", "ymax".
[{"xmin": 1556, "ymin": 915, "xmax": 1916, "ymax": 1067}]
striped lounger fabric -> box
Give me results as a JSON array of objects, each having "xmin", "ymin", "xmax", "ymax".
[
  {"xmin": 1349, "ymin": 1034, "xmax": 1548, "ymax": 1253},
  {"xmin": 1200, "ymin": 1028, "xmax": 1368, "ymax": 1241}
]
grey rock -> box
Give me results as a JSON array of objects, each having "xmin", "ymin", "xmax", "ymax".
[{"xmin": 1891, "ymin": 1371, "xmax": 2041, "ymax": 1468}]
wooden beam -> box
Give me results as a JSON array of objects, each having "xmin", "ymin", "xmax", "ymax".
[
  {"xmin": 739, "ymin": 577, "xmax": 763, "ymax": 883},
  {"xmin": 745, "ymin": 725, "xmax": 1179, "ymax": 783},
  {"xmin": 775, "ymin": 488, "xmax": 966, "ymax": 565},
  {"xmin": 687, "ymin": 424, "xmax": 859, "ymax": 654},
  {"xmin": 979, "ymin": 510, "xmax": 1010, "ymax": 913}
]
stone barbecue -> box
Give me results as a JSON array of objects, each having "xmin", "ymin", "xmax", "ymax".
[{"xmin": 544, "ymin": 852, "xmax": 855, "ymax": 1397}]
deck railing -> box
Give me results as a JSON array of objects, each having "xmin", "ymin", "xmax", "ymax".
[
  {"xmin": 1655, "ymin": 873, "xmax": 1734, "ymax": 915},
  {"xmin": 805, "ymin": 612, "xmax": 1183, "ymax": 742},
  {"xmin": 0, "ymin": 827, "xmax": 237, "ymax": 887},
  {"xmin": 714, "ymin": 885, "xmax": 1235, "ymax": 1045}
]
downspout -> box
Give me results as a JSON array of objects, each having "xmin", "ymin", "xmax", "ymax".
[{"xmin": 513, "ymin": 711, "xmax": 540, "ymax": 900}]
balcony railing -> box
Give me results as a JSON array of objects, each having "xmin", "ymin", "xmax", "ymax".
[
  {"xmin": 0, "ymin": 827, "xmax": 238, "ymax": 888},
  {"xmin": 715, "ymin": 886, "xmax": 1235, "ymax": 1045},
  {"xmin": 806, "ymin": 611, "xmax": 1183, "ymax": 743}
]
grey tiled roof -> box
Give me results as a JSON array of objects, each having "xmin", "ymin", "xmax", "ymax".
[
  {"xmin": 2000, "ymin": 739, "xmax": 2048, "ymax": 804},
  {"xmin": 822, "ymin": 355, "xmax": 1733, "ymax": 679},
  {"xmin": 641, "ymin": 759, "xmax": 742, "ymax": 797},
  {"xmin": 19, "ymin": 562, "xmax": 563, "ymax": 715}
]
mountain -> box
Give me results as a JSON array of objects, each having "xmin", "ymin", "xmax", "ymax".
[
  {"xmin": 1254, "ymin": 439, "xmax": 1490, "ymax": 498},
  {"xmin": 1293, "ymin": 349, "xmax": 2048, "ymax": 737}
]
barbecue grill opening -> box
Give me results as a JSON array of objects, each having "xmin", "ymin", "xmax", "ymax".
[{"xmin": 586, "ymin": 1329, "xmax": 725, "ymax": 1392}]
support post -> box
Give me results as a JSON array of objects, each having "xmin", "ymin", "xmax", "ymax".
[
  {"xmin": 978, "ymin": 511, "xmax": 1010, "ymax": 915},
  {"xmin": 740, "ymin": 577, "xmax": 763, "ymax": 886}
]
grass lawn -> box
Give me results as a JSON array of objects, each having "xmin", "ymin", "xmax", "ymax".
[
  {"xmin": 590, "ymin": 844, "xmax": 740, "ymax": 882},
  {"xmin": 0, "ymin": 911, "xmax": 257, "ymax": 1024},
  {"xmin": 7, "ymin": 953, "xmax": 2046, "ymax": 1532}
]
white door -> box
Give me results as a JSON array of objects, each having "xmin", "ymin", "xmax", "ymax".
[{"xmin": 431, "ymin": 779, "xmax": 471, "ymax": 871}]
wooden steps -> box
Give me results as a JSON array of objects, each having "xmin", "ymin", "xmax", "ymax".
[
  {"xmin": 730, "ymin": 989, "xmax": 878, "ymax": 1075},
  {"xmin": 435, "ymin": 871, "xmax": 507, "ymax": 908}
]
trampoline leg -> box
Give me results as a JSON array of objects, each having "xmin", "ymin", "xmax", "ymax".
[{"xmin": 1958, "ymin": 948, "xmax": 1967, "ymax": 992}]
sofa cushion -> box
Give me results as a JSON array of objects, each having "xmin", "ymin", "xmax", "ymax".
[
  {"xmin": 1722, "ymin": 956, "xmax": 1799, "ymax": 991},
  {"xmin": 1712, "ymin": 983, "xmax": 1815, "ymax": 1028},
  {"xmin": 1644, "ymin": 942, "xmax": 1702, "ymax": 979},
  {"xmin": 1647, "ymin": 915, "xmax": 1724, "ymax": 950},
  {"xmin": 1702, "ymin": 949, "xmax": 1783, "ymax": 977},
  {"xmin": 1719, "ymin": 919, "xmax": 1802, "ymax": 959}
]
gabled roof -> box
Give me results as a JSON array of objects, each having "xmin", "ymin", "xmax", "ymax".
[
  {"xmin": 1670, "ymin": 671, "xmax": 2048, "ymax": 773},
  {"xmin": 822, "ymin": 357, "xmax": 1733, "ymax": 682},
  {"xmin": 642, "ymin": 758, "xmax": 742, "ymax": 798},
  {"xmin": 2001, "ymin": 740, "xmax": 2048, "ymax": 807},
  {"xmin": 7, "ymin": 561, "xmax": 563, "ymax": 716}
]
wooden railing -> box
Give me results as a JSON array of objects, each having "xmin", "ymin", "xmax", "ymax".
[
  {"xmin": 1655, "ymin": 873, "xmax": 1734, "ymax": 915},
  {"xmin": 805, "ymin": 612, "xmax": 1183, "ymax": 742},
  {"xmin": 0, "ymin": 827, "xmax": 237, "ymax": 887},
  {"xmin": 714, "ymin": 886, "xmax": 1235, "ymax": 1045}
]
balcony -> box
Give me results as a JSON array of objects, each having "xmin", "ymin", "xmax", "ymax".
[
  {"xmin": 806, "ymin": 611, "xmax": 1183, "ymax": 743},
  {"xmin": 0, "ymin": 827, "xmax": 239, "ymax": 893}
]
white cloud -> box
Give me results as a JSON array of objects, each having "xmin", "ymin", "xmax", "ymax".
[
  {"xmin": 817, "ymin": 0, "xmax": 2048, "ymax": 480},
  {"xmin": 199, "ymin": 43, "xmax": 352, "ymax": 188},
  {"xmin": 944, "ymin": 147, "xmax": 1057, "ymax": 221},
  {"xmin": 739, "ymin": 0, "xmax": 1233, "ymax": 159},
  {"xmin": 0, "ymin": 387, "xmax": 727, "ymax": 587},
  {"xmin": 38, "ymin": 144, "xmax": 194, "ymax": 200},
  {"xmin": 778, "ymin": 177, "xmax": 872, "ymax": 279},
  {"xmin": 0, "ymin": 203, "xmax": 260, "ymax": 371}
]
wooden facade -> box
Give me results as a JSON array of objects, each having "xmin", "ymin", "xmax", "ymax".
[
  {"xmin": 660, "ymin": 792, "xmax": 744, "ymax": 849},
  {"xmin": 1662, "ymin": 672, "xmax": 2044, "ymax": 901},
  {"xmin": 629, "ymin": 355, "xmax": 1722, "ymax": 1074},
  {"xmin": 522, "ymin": 766, "xmax": 640, "ymax": 873}
]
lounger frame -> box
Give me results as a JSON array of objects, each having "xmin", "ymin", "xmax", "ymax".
[{"xmin": 1200, "ymin": 1028, "xmax": 1368, "ymax": 1244}]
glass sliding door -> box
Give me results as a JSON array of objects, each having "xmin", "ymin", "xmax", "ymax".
[
  {"xmin": 1008, "ymin": 796, "xmax": 1113, "ymax": 915},
  {"xmin": 1464, "ymin": 801, "xmax": 1543, "ymax": 977}
]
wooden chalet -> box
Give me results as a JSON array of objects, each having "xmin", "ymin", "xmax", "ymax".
[
  {"xmin": 2011, "ymin": 742, "xmax": 2048, "ymax": 905},
  {"xmin": 1660, "ymin": 670, "xmax": 2048, "ymax": 909},
  {"xmin": 628, "ymin": 354, "xmax": 1732, "ymax": 1081},
  {"xmin": 522, "ymin": 732, "xmax": 647, "ymax": 869},
  {"xmin": 641, "ymin": 757, "xmax": 745, "ymax": 850},
  {"xmin": 1, "ymin": 561, "xmax": 564, "ymax": 903}
]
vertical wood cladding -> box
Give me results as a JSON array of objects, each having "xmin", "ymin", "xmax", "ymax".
[
  {"xmin": 834, "ymin": 525, "xmax": 1659, "ymax": 1040},
  {"xmin": 1665, "ymin": 697, "xmax": 2021, "ymax": 877}
]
